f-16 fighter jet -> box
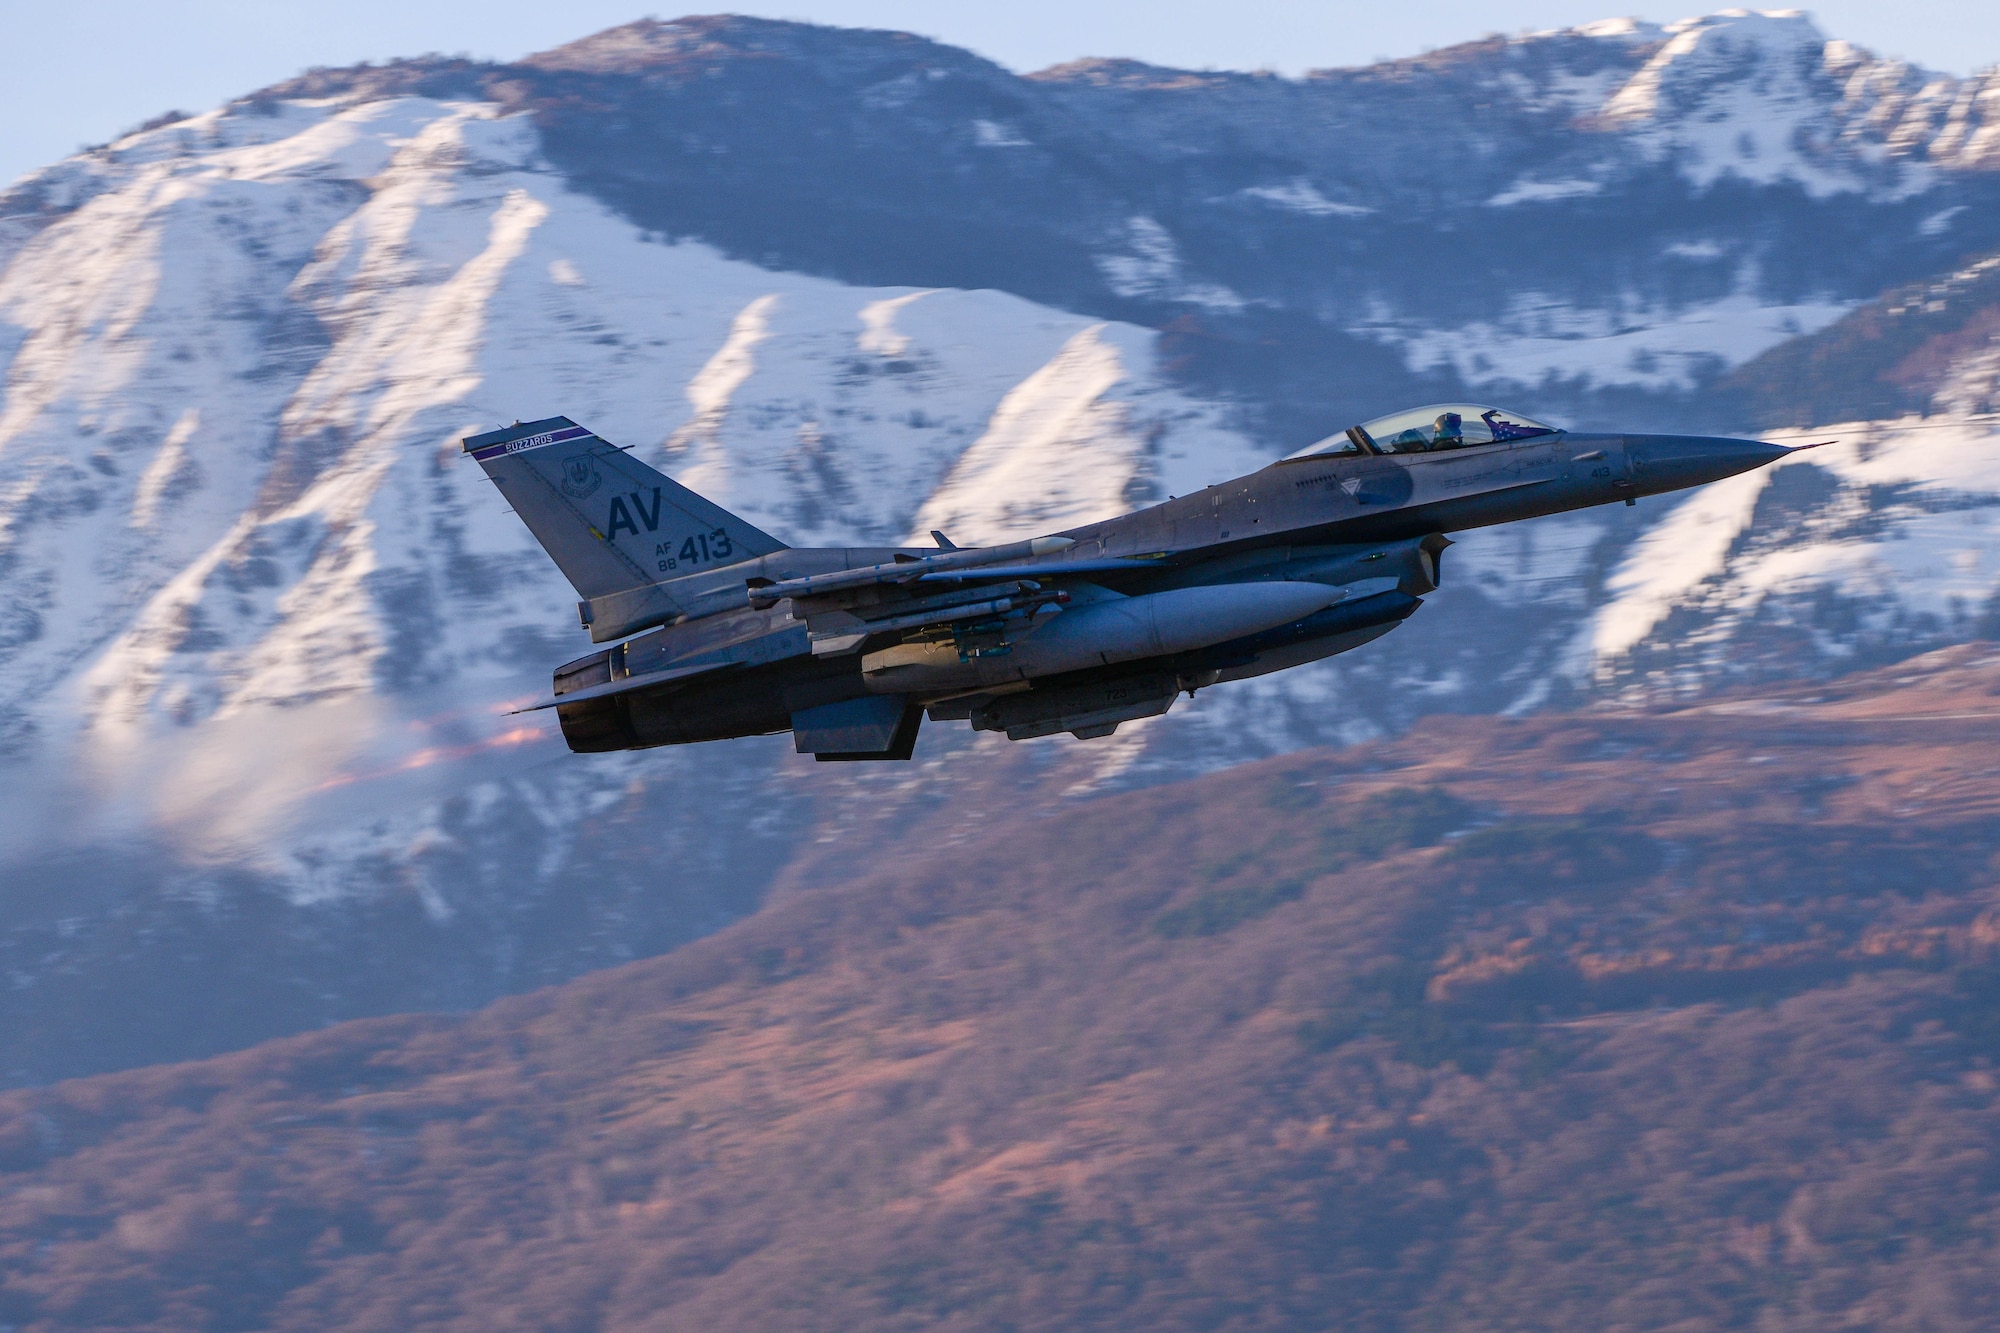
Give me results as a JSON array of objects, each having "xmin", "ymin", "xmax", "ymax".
[{"xmin": 467, "ymin": 405, "xmax": 1794, "ymax": 760}]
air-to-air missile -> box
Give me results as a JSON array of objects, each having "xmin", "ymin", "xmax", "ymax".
[{"xmin": 466, "ymin": 404, "xmax": 1799, "ymax": 760}]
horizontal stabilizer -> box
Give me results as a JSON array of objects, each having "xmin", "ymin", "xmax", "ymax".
[{"xmin": 511, "ymin": 659, "xmax": 739, "ymax": 713}]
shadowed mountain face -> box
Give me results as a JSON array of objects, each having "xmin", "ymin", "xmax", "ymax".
[
  {"xmin": 3, "ymin": 647, "xmax": 2000, "ymax": 1330},
  {"xmin": 1722, "ymin": 246, "xmax": 2000, "ymax": 426}
]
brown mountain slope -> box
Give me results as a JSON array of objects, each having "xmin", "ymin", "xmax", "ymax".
[{"xmin": 6, "ymin": 648, "xmax": 2000, "ymax": 1330}]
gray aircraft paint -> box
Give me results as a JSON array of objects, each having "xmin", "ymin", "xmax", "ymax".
[{"xmin": 467, "ymin": 412, "xmax": 1792, "ymax": 760}]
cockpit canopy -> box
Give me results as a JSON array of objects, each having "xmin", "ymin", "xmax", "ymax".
[{"xmin": 1285, "ymin": 404, "xmax": 1560, "ymax": 459}]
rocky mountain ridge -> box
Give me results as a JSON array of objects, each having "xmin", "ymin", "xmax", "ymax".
[
  {"xmin": 474, "ymin": 13, "xmax": 1996, "ymax": 436},
  {"xmin": 26, "ymin": 11, "xmax": 2000, "ymax": 433}
]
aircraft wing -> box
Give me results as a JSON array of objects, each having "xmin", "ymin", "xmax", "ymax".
[
  {"xmin": 792, "ymin": 581, "xmax": 1061, "ymax": 657},
  {"xmin": 914, "ymin": 560, "xmax": 1156, "ymax": 582},
  {"xmin": 746, "ymin": 536, "xmax": 1158, "ymax": 605},
  {"xmin": 741, "ymin": 536, "xmax": 1167, "ymax": 658}
]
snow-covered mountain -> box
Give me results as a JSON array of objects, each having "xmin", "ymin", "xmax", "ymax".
[
  {"xmin": 503, "ymin": 10, "xmax": 2000, "ymax": 432},
  {"xmin": 2, "ymin": 10, "xmax": 1998, "ymax": 1081}
]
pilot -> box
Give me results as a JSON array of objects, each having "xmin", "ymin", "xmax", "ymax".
[{"xmin": 1432, "ymin": 411, "xmax": 1464, "ymax": 450}]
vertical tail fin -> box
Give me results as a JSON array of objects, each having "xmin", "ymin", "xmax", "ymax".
[{"xmin": 462, "ymin": 416, "xmax": 786, "ymax": 600}]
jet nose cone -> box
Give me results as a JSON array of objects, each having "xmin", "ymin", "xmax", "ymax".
[{"xmin": 1627, "ymin": 435, "xmax": 1789, "ymax": 494}]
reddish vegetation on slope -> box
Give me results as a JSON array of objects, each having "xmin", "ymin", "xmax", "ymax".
[{"xmin": 5, "ymin": 647, "xmax": 2000, "ymax": 1330}]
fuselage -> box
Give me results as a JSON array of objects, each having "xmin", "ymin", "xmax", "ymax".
[{"xmin": 545, "ymin": 426, "xmax": 1787, "ymax": 755}]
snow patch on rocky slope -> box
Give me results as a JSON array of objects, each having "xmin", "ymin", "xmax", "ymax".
[
  {"xmin": 1580, "ymin": 415, "xmax": 2000, "ymax": 694},
  {"xmin": 1370, "ymin": 290, "xmax": 1854, "ymax": 393}
]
